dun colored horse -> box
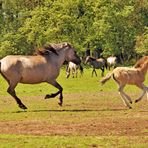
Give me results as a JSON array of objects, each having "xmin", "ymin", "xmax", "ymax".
[{"xmin": 0, "ymin": 42, "xmax": 81, "ymax": 109}]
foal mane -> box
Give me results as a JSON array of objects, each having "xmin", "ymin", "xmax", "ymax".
[{"xmin": 134, "ymin": 56, "xmax": 148, "ymax": 68}]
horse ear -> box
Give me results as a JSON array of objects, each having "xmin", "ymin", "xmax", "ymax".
[{"xmin": 62, "ymin": 42, "xmax": 71, "ymax": 48}]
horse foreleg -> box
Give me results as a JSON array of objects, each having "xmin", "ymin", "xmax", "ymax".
[
  {"xmin": 45, "ymin": 81, "xmax": 63, "ymax": 106},
  {"xmin": 135, "ymin": 84, "xmax": 147, "ymax": 103},
  {"xmin": 7, "ymin": 85, "xmax": 27, "ymax": 109}
]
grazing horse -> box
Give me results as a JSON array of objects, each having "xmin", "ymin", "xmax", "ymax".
[
  {"xmin": 85, "ymin": 56, "xmax": 107, "ymax": 77},
  {"xmin": 107, "ymin": 56, "xmax": 117, "ymax": 70},
  {"xmin": 100, "ymin": 56, "xmax": 148, "ymax": 109},
  {"xmin": 0, "ymin": 42, "xmax": 81, "ymax": 109},
  {"xmin": 66, "ymin": 62, "xmax": 83, "ymax": 78}
]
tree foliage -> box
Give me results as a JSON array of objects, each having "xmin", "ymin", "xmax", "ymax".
[{"xmin": 0, "ymin": 0, "xmax": 147, "ymax": 59}]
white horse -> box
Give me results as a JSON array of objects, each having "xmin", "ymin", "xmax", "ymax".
[
  {"xmin": 0, "ymin": 42, "xmax": 81, "ymax": 109},
  {"xmin": 107, "ymin": 56, "xmax": 117, "ymax": 70},
  {"xmin": 66, "ymin": 62, "xmax": 83, "ymax": 78}
]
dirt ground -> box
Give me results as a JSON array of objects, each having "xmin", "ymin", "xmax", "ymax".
[
  {"xmin": 0, "ymin": 93, "xmax": 147, "ymax": 137},
  {"xmin": 0, "ymin": 118, "xmax": 147, "ymax": 136}
]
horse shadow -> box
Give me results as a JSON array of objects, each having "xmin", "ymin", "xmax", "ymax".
[{"xmin": 13, "ymin": 108, "xmax": 128, "ymax": 113}]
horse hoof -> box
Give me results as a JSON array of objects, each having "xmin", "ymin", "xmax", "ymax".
[
  {"xmin": 135, "ymin": 100, "xmax": 138, "ymax": 103},
  {"xmin": 45, "ymin": 94, "xmax": 50, "ymax": 99},
  {"xmin": 58, "ymin": 102, "xmax": 62, "ymax": 106},
  {"xmin": 19, "ymin": 104, "xmax": 27, "ymax": 110},
  {"xmin": 45, "ymin": 94, "xmax": 55, "ymax": 99}
]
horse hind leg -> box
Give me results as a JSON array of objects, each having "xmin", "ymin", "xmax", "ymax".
[{"xmin": 7, "ymin": 82, "xmax": 27, "ymax": 109}]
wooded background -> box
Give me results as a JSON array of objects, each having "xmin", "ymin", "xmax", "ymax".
[{"xmin": 0, "ymin": 0, "xmax": 147, "ymax": 60}]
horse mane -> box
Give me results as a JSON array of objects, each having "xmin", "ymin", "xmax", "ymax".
[
  {"xmin": 88, "ymin": 56, "xmax": 96, "ymax": 61},
  {"xmin": 35, "ymin": 44, "xmax": 58, "ymax": 56},
  {"xmin": 34, "ymin": 42, "xmax": 72, "ymax": 56},
  {"xmin": 134, "ymin": 56, "xmax": 148, "ymax": 68}
]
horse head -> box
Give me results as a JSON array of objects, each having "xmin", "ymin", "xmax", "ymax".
[{"xmin": 62, "ymin": 42, "xmax": 81, "ymax": 65}]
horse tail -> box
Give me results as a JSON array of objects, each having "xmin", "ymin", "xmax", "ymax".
[
  {"xmin": 79, "ymin": 64, "xmax": 84, "ymax": 75},
  {"xmin": 100, "ymin": 72, "xmax": 113, "ymax": 85}
]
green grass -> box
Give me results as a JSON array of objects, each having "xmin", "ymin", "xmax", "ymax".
[
  {"xmin": 0, "ymin": 135, "xmax": 147, "ymax": 148},
  {"xmin": 0, "ymin": 68, "xmax": 147, "ymax": 147}
]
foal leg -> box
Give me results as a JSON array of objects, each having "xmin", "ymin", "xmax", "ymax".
[
  {"xmin": 135, "ymin": 83, "xmax": 147, "ymax": 103},
  {"xmin": 7, "ymin": 83, "xmax": 27, "ymax": 109},
  {"xmin": 118, "ymin": 85, "xmax": 132, "ymax": 109},
  {"xmin": 119, "ymin": 87, "xmax": 132, "ymax": 104},
  {"xmin": 45, "ymin": 80, "xmax": 63, "ymax": 106}
]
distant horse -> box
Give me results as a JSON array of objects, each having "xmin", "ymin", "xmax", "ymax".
[
  {"xmin": 0, "ymin": 42, "xmax": 81, "ymax": 109},
  {"xmin": 85, "ymin": 56, "xmax": 107, "ymax": 77},
  {"xmin": 100, "ymin": 56, "xmax": 148, "ymax": 109},
  {"xmin": 107, "ymin": 56, "xmax": 117, "ymax": 70},
  {"xmin": 66, "ymin": 62, "xmax": 83, "ymax": 78}
]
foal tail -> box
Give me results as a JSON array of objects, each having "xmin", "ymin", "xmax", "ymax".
[{"xmin": 100, "ymin": 72, "xmax": 113, "ymax": 85}]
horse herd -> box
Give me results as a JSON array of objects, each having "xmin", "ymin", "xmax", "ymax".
[
  {"xmin": 66, "ymin": 55, "xmax": 117, "ymax": 78},
  {"xmin": 0, "ymin": 42, "xmax": 147, "ymax": 110}
]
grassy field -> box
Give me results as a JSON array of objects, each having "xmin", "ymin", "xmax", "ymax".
[{"xmin": 0, "ymin": 68, "xmax": 147, "ymax": 148}]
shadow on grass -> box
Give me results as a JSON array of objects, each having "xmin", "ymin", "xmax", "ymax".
[{"xmin": 11, "ymin": 108, "xmax": 129, "ymax": 113}]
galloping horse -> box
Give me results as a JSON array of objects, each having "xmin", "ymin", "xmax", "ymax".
[
  {"xmin": 0, "ymin": 42, "xmax": 81, "ymax": 109},
  {"xmin": 101, "ymin": 56, "xmax": 148, "ymax": 109},
  {"xmin": 85, "ymin": 56, "xmax": 107, "ymax": 77},
  {"xmin": 66, "ymin": 62, "xmax": 83, "ymax": 78}
]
